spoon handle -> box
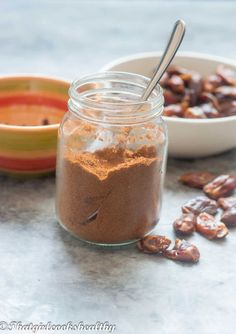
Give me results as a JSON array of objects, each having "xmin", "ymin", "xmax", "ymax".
[{"xmin": 141, "ymin": 19, "xmax": 186, "ymax": 101}]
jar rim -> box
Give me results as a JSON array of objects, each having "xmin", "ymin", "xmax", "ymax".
[{"xmin": 68, "ymin": 71, "xmax": 164, "ymax": 125}]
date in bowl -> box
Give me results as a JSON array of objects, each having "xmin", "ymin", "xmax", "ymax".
[
  {"xmin": 101, "ymin": 52, "xmax": 236, "ymax": 158},
  {"xmin": 0, "ymin": 75, "xmax": 69, "ymax": 176}
]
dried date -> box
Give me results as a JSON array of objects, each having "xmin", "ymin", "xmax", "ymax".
[
  {"xmin": 221, "ymin": 207, "xmax": 236, "ymax": 227},
  {"xmin": 219, "ymin": 100, "xmax": 236, "ymax": 116},
  {"xmin": 181, "ymin": 89, "xmax": 193, "ymax": 110},
  {"xmin": 184, "ymin": 89, "xmax": 198, "ymax": 108},
  {"xmin": 201, "ymin": 103, "xmax": 220, "ymax": 118},
  {"xmin": 173, "ymin": 213, "xmax": 196, "ymax": 235},
  {"xmin": 179, "ymin": 172, "xmax": 215, "ymax": 189},
  {"xmin": 182, "ymin": 196, "xmax": 218, "ymax": 216},
  {"xmin": 188, "ymin": 72, "xmax": 203, "ymax": 102},
  {"xmin": 203, "ymin": 74, "xmax": 223, "ymax": 93},
  {"xmin": 218, "ymin": 196, "xmax": 236, "ymax": 210},
  {"xmin": 217, "ymin": 65, "xmax": 236, "ymax": 86},
  {"xmin": 164, "ymin": 89, "xmax": 181, "ymax": 105},
  {"xmin": 137, "ymin": 235, "xmax": 171, "ymax": 254},
  {"xmin": 168, "ymin": 66, "xmax": 189, "ymax": 76},
  {"xmin": 203, "ymin": 175, "xmax": 236, "ymax": 199},
  {"xmin": 215, "ymin": 86, "xmax": 236, "ymax": 101},
  {"xmin": 163, "ymin": 104, "xmax": 183, "ymax": 117},
  {"xmin": 196, "ymin": 212, "xmax": 228, "ymax": 239},
  {"xmin": 199, "ymin": 92, "xmax": 220, "ymax": 110},
  {"xmin": 167, "ymin": 75, "xmax": 185, "ymax": 94},
  {"xmin": 163, "ymin": 239, "xmax": 200, "ymax": 263},
  {"xmin": 184, "ymin": 106, "xmax": 207, "ymax": 119}
]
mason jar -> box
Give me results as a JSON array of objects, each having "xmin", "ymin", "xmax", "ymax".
[{"xmin": 55, "ymin": 72, "xmax": 167, "ymax": 246}]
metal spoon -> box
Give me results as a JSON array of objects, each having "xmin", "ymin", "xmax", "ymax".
[{"xmin": 141, "ymin": 19, "xmax": 186, "ymax": 101}]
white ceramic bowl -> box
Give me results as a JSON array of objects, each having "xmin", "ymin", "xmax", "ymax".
[{"xmin": 101, "ymin": 52, "xmax": 236, "ymax": 158}]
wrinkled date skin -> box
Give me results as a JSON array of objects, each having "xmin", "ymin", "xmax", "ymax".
[
  {"xmin": 182, "ymin": 196, "xmax": 218, "ymax": 216},
  {"xmin": 218, "ymin": 196, "xmax": 236, "ymax": 210},
  {"xmin": 203, "ymin": 175, "xmax": 236, "ymax": 199},
  {"xmin": 173, "ymin": 213, "xmax": 196, "ymax": 235},
  {"xmin": 179, "ymin": 172, "xmax": 215, "ymax": 189},
  {"xmin": 196, "ymin": 212, "xmax": 228, "ymax": 239},
  {"xmin": 221, "ymin": 207, "xmax": 236, "ymax": 227},
  {"xmin": 163, "ymin": 239, "xmax": 200, "ymax": 263},
  {"xmin": 137, "ymin": 235, "xmax": 171, "ymax": 254}
]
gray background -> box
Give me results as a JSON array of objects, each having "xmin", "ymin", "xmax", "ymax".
[{"xmin": 0, "ymin": 1, "xmax": 236, "ymax": 334}]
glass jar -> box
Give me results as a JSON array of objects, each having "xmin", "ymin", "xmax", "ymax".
[{"xmin": 55, "ymin": 72, "xmax": 167, "ymax": 246}]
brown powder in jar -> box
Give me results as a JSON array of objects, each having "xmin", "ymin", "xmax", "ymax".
[{"xmin": 56, "ymin": 145, "xmax": 163, "ymax": 244}]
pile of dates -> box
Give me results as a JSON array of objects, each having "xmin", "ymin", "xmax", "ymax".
[
  {"xmin": 137, "ymin": 172, "xmax": 236, "ymax": 264},
  {"xmin": 177, "ymin": 172, "xmax": 236, "ymax": 234},
  {"xmin": 161, "ymin": 65, "xmax": 236, "ymax": 118},
  {"xmin": 138, "ymin": 235, "xmax": 200, "ymax": 263}
]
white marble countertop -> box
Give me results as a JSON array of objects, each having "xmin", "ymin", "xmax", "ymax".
[{"xmin": 1, "ymin": 1, "xmax": 236, "ymax": 333}]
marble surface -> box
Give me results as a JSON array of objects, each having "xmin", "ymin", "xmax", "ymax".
[{"xmin": 1, "ymin": 1, "xmax": 236, "ymax": 333}]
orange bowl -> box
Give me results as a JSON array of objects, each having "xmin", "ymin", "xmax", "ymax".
[{"xmin": 0, "ymin": 75, "xmax": 70, "ymax": 176}]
